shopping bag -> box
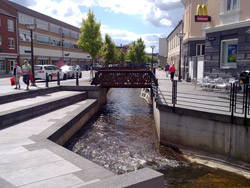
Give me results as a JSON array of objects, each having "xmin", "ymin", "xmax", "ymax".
[
  {"xmin": 10, "ymin": 77, "xmax": 15, "ymax": 86},
  {"xmin": 29, "ymin": 75, "xmax": 34, "ymax": 83}
]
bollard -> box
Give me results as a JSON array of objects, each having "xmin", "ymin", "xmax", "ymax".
[
  {"xmin": 46, "ymin": 73, "xmax": 49, "ymax": 87},
  {"xmin": 76, "ymin": 72, "xmax": 79, "ymax": 86},
  {"xmin": 57, "ymin": 72, "xmax": 60, "ymax": 86}
]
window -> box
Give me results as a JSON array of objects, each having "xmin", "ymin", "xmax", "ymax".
[
  {"xmin": 0, "ymin": 60, "xmax": 5, "ymax": 71},
  {"xmin": 18, "ymin": 13, "xmax": 34, "ymax": 24},
  {"xmin": 19, "ymin": 31, "xmax": 33, "ymax": 42},
  {"xmin": 62, "ymin": 28, "xmax": 70, "ymax": 36},
  {"xmin": 8, "ymin": 19, "xmax": 14, "ymax": 32},
  {"xmin": 196, "ymin": 44, "xmax": 205, "ymax": 56},
  {"xmin": 37, "ymin": 19, "xmax": 48, "ymax": 31},
  {"xmin": 0, "ymin": 17, "xmax": 1, "ymax": 27},
  {"xmin": 0, "ymin": 36, "xmax": 2, "ymax": 46},
  {"xmin": 50, "ymin": 24, "xmax": 61, "ymax": 34},
  {"xmin": 71, "ymin": 31, "xmax": 78, "ymax": 39},
  {"xmin": 220, "ymin": 39, "xmax": 238, "ymax": 68},
  {"xmin": 8, "ymin": 38, "xmax": 15, "ymax": 49},
  {"xmin": 37, "ymin": 35, "xmax": 49, "ymax": 45},
  {"xmin": 72, "ymin": 42, "xmax": 78, "ymax": 49},
  {"xmin": 51, "ymin": 38, "xmax": 61, "ymax": 47},
  {"xmin": 227, "ymin": 0, "xmax": 238, "ymax": 11},
  {"xmin": 63, "ymin": 41, "xmax": 71, "ymax": 48}
]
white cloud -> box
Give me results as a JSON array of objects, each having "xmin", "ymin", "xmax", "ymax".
[
  {"xmin": 101, "ymin": 25, "xmax": 161, "ymax": 53},
  {"xmin": 95, "ymin": 0, "xmax": 183, "ymax": 28},
  {"xmin": 9, "ymin": 0, "xmax": 184, "ymax": 52}
]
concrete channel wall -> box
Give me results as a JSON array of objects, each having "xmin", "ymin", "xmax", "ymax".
[
  {"xmin": 153, "ymin": 98, "xmax": 250, "ymax": 163},
  {"xmin": 48, "ymin": 86, "xmax": 164, "ymax": 188}
]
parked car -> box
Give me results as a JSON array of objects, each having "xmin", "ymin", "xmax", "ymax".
[
  {"xmin": 61, "ymin": 65, "xmax": 82, "ymax": 78},
  {"xmin": 92, "ymin": 64, "xmax": 102, "ymax": 70},
  {"xmin": 34, "ymin": 65, "xmax": 67, "ymax": 81}
]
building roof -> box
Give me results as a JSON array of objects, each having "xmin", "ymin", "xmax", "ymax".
[
  {"xmin": 166, "ymin": 20, "xmax": 183, "ymax": 40},
  {"xmin": 1, "ymin": 0, "xmax": 80, "ymax": 32},
  {"xmin": 0, "ymin": 6, "xmax": 16, "ymax": 18}
]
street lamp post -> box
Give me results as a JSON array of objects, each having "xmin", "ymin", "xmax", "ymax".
[
  {"xmin": 26, "ymin": 24, "xmax": 37, "ymax": 86},
  {"xmin": 62, "ymin": 32, "xmax": 64, "ymax": 64},
  {"xmin": 150, "ymin": 45, "xmax": 155, "ymax": 70},
  {"xmin": 177, "ymin": 32, "xmax": 185, "ymax": 82}
]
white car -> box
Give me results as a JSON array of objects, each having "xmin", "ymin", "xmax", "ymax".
[
  {"xmin": 61, "ymin": 65, "xmax": 82, "ymax": 79},
  {"xmin": 34, "ymin": 65, "xmax": 67, "ymax": 81}
]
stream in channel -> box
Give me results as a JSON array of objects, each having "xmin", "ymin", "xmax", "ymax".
[{"xmin": 66, "ymin": 88, "xmax": 250, "ymax": 187}]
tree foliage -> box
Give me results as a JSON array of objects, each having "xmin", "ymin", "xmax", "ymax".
[
  {"xmin": 127, "ymin": 41, "xmax": 137, "ymax": 64},
  {"xmin": 102, "ymin": 34, "xmax": 116, "ymax": 66},
  {"xmin": 135, "ymin": 38, "xmax": 146, "ymax": 64},
  {"xmin": 117, "ymin": 48, "xmax": 126, "ymax": 64},
  {"xmin": 126, "ymin": 38, "xmax": 146, "ymax": 64},
  {"xmin": 77, "ymin": 9, "xmax": 102, "ymax": 77}
]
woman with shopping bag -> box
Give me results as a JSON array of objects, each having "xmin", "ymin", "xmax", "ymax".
[{"xmin": 12, "ymin": 62, "xmax": 21, "ymax": 89}]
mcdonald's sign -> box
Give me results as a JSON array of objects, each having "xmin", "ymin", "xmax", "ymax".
[{"xmin": 195, "ymin": 4, "xmax": 211, "ymax": 22}]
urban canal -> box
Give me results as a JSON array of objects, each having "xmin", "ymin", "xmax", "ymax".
[{"xmin": 66, "ymin": 88, "xmax": 250, "ymax": 187}]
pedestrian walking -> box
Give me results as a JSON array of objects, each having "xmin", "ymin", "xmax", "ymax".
[
  {"xmin": 165, "ymin": 63, "xmax": 170, "ymax": 77},
  {"xmin": 169, "ymin": 63, "xmax": 176, "ymax": 81},
  {"xmin": 12, "ymin": 62, "xmax": 21, "ymax": 89},
  {"xmin": 22, "ymin": 60, "xmax": 32, "ymax": 90}
]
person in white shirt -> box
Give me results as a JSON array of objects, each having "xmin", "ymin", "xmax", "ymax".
[{"xmin": 12, "ymin": 62, "xmax": 22, "ymax": 89}]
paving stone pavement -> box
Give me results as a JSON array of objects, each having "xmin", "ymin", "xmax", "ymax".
[{"xmin": 0, "ymin": 90, "xmax": 113, "ymax": 187}]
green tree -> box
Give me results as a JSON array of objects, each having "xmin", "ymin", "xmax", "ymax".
[
  {"xmin": 77, "ymin": 9, "xmax": 102, "ymax": 78},
  {"xmin": 117, "ymin": 48, "xmax": 126, "ymax": 64},
  {"xmin": 102, "ymin": 34, "xmax": 116, "ymax": 66},
  {"xmin": 127, "ymin": 41, "xmax": 137, "ymax": 64},
  {"xmin": 135, "ymin": 38, "xmax": 146, "ymax": 64}
]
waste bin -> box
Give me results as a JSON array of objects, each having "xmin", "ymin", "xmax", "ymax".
[{"xmin": 240, "ymin": 70, "xmax": 250, "ymax": 84}]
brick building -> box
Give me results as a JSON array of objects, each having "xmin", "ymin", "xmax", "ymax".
[
  {"xmin": 0, "ymin": 7, "xmax": 18, "ymax": 74},
  {"xmin": 0, "ymin": 0, "xmax": 91, "ymax": 72}
]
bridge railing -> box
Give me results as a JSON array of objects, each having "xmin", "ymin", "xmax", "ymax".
[{"xmin": 92, "ymin": 70, "xmax": 156, "ymax": 88}]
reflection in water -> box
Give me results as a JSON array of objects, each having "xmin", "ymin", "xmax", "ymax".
[{"xmin": 66, "ymin": 88, "xmax": 250, "ymax": 187}]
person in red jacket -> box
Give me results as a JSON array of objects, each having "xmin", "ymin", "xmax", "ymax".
[{"xmin": 169, "ymin": 63, "xmax": 176, "ymax": 81}]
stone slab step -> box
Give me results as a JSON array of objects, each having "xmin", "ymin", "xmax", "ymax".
[{"xmin": 0, "ymin": 91, "xmax": 87, "ymax": 129}]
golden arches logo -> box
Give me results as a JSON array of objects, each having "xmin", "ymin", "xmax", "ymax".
[
  {"xmin": 195, "ymin": 4, "xmax": 211, "ymax": 22},
  {"xmin": 196, "ymin": 4, "xmax": 208, "ymax": 16}
]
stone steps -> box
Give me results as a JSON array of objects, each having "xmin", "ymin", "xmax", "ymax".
[{"xmin": 0, "ymin": 91, "xmax": 87, "ymax": 129}]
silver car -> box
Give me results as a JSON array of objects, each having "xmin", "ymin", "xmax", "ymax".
[{"xmin": 61, "ymin": 65, "xmax": 82, "ymax": 79}]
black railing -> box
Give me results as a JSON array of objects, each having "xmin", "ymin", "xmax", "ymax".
[{"xmin": 151, "ymin": 80, "xmax": 250, "ymax": 125}]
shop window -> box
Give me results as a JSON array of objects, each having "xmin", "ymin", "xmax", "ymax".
[
  {"xmin": 196, "ymin": 44, "xmax": 205, "ymax": 56},
  {"xmin": 8, "ymin": 38, "xmax": 15, "ymax": 49},
  {"xmin": 0, "ymin": 36, "xmax": 2, "ymax": 46},
  {"xmin": 8, "ymin": 19, "xmax": 14, "ymax": 32},
  {"xmin": 0, "ymin": 60, "xmax": 5, "ymax": 71},
  {"xmin": 220, "ymin": 39, "xmax": 238, "ymax": 68}
]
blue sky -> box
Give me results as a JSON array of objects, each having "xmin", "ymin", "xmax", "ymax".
[{"xmin": 10, "ymin": 0, "xmax": 184, "ymax": 53}]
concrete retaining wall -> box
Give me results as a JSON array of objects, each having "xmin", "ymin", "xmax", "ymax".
[{"xmin": 154, "ymin": 100, "xmax": 250, "ymax": 163}]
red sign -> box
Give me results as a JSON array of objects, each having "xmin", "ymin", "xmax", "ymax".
[{"xmin": 195, "ymin": 15, "xmax": 211, "ymax": 22}]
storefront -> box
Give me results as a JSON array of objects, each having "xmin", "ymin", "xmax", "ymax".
[{"xmin": 204, "ymin": 26, "xmax": 250, "ymax": 78}]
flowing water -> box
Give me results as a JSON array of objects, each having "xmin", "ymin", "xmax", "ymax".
[{"xmin": 66, "ymin": 88, "xmax": 250, "ymax": 187}]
